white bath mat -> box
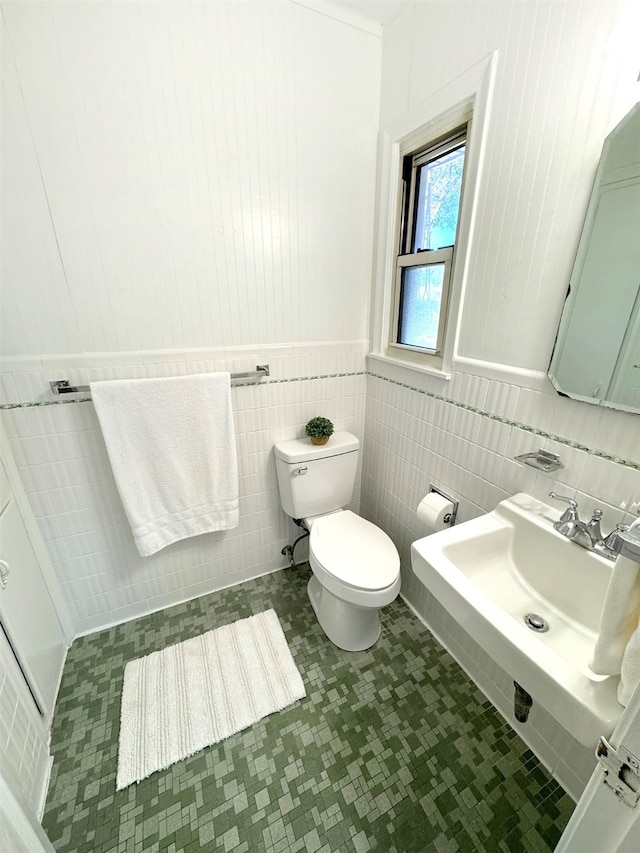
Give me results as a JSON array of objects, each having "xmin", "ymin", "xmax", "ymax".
[{"xmin": 116, "ymin": 609, "xmax": 305, "ymax": 790}]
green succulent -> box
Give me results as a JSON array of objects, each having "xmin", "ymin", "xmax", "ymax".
[{"xmin": 305, "ymin": 416, "xmax": 334, "ymax": 439}]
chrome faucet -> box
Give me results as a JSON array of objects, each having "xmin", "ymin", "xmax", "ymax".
[{"xmin": 548, "ymin": 492, "xmax": 628, "ymax": 561}]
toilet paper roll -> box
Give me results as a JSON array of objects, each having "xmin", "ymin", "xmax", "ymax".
[{"xmin": 416, "ymin": 492, "xmax": 455, "ymax": 531}]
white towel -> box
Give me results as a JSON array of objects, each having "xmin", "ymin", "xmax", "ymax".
[
  {"xmin": 91, "ymin": 373, "xmax": 238, "ymax": 556},
  {"xmin": 619, "ymin": 618, "xmax": 640, "ymax": 706},
  {"xmin": 591, "ymin": 516, "xmax": 640, "ymax": 678},
  {"xmin": 591, "ymin": 555, "xmax": 640, "ymax": 675}
]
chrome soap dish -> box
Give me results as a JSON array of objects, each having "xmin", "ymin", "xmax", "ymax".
[{"xmin": 515, "ymin": 448, "xmax": 563, "ymax": 473}]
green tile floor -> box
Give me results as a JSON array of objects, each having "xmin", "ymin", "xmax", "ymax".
[{"xmin": 43, "ymin": 564, "xmax": 575, "ymax": 853}]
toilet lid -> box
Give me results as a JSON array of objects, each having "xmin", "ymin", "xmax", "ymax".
[{"xmin": 310, "ymin": 511, "xmax": 400, "ymax": 591}]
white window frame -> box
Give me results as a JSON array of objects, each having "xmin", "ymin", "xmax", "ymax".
[
  {"xmin": 370, "ymin": 51, "xmax": 498, "ymax": 379},
  {"xmin": 390, "ymin": 125, "xmax": 468, "ymax": 361}
]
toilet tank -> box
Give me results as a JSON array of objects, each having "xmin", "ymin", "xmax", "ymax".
[{"xmin": 274, "ymin": 431, "xmax": 359, "ymax": 519}]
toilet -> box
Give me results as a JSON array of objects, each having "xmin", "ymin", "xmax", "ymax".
[{"xmin": 274, "ymin": 431, "xmax": 400, "ymax": 651}]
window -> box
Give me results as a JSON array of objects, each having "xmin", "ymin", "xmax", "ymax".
[
  {"xmin": 371, "ymin": 52, "xmax": 496, "ymax": 378},
  {"xmin": 390, "ymin": 126, "xmax": 467, "ymax": 360}
]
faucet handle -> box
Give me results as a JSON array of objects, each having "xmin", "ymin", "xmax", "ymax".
[
  {"xmin": 548, "ymin": 491, "xmax": 577, "ymax": 508},
  {"xmin": 548, "ymin": 492, "xmax": 579, "ymax": 523},
  {"xmin": 603, "ymin": 523, "xmax": 630, "ymax": 555}
]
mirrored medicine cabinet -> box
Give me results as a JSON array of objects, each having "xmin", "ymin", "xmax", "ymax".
[{"xmin": 548, "ymin": 102, "xmax": 640, "ymax": 414}]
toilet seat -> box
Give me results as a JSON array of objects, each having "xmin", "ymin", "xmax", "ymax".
[{"xmin": 309, "ymin": 510, "xmax": 400, "ymax": 592}]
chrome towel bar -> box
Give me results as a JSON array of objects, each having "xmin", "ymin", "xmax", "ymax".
[{"xmin": 49, "ymin": 365, "xmax": 270, "ymax": 396}]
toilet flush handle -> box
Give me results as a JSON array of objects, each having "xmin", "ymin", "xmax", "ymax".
[{"xmin": 293, "ymin": 467, "xmax": 308, "ymax": 476}]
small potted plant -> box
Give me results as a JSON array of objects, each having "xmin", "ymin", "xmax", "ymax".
[{"xmin": 305, "ymin": 416, "xmax": 334, "ymax": 446}]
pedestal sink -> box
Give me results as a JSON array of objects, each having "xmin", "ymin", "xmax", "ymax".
[{"xmin": 411, "ymin": 492, "xmax": 624, "ymax": 746}]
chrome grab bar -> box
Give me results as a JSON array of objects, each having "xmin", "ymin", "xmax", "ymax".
[{"xmin": 49, "ymin": 365, "xmax": 270, "ymax": 395}]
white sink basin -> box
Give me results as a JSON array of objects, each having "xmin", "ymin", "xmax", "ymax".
[{"xmin": 411, "ymin": 492, "xmax": 623, "ymax": 746}]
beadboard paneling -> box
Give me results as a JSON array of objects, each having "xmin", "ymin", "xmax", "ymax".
[
  {"xmin": 380, "ymin": 0, "xmax": 638, "ymax": 371},
  {"xmin": 1, "ymin": 1, "xmax": 380, "ymax": 355},
  {"xmin": 0, "ymin": 19, "xmax": 83, "ymax": 357}
]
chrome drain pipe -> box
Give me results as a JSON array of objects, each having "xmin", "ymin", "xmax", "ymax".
[{"xmin": 514, "ymin": 681, "xmax": 533, "ymax": 723}]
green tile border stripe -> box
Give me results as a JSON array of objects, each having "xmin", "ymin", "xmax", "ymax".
[
  {"xmin": 0, "ymin": 398, "xmax": 94, "ymax": 409},
  {"xmin": 2, "ymin": 368, "xmax": 638, "ymax": 470},
  {"xmin": 367, "ymin": 371, "xmax": 640, "ymax": 471}
]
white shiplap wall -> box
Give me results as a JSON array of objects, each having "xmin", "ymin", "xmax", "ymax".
[
  {"xmin": 363, "ymin": 0, "xmax": 640, "ymax": 801},
  {"xmin": 1, "ymin": 0, "xmax": 380, "ymax": 354}
]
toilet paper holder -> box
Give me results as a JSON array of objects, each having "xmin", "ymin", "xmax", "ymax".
[{"xmin": 429, "ymin": 485, "xmax": 458, "ymax": 526}]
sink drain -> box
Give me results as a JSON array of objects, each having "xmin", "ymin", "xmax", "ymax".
[{"xmin": 524, "ymin": 613, "xmax": 549, "ymax": 633}]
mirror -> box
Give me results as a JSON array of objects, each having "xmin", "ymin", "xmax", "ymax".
[{"xmin": 549, "ymin": 103, "xmax": 640, "ymax": 413}]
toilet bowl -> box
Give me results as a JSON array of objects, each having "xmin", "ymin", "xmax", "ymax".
[
  {"xmin": 306, "ymin": 510, "xmax": 400, "ymax": 651},
  {"xmin": 273, "ymin": 431, "xmax": 401, "ymax": 651}
]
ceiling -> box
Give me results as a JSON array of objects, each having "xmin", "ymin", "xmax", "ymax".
[{"xmin": 327, "ymin": 0, "xmax": 409, "ymax": 26}]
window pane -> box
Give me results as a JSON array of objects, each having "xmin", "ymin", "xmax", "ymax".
[
  {"xmin": 412, "ymin": 144, "xmax": 465, "ymax": 252},
  {"xmin": 398, "ymin": 264, "xmax": 445, "ymax": 350}
]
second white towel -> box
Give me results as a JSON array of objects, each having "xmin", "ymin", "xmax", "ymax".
[
  {"xmin": 591, "ymin": 517, "xmax": 640, "ymax": 706},
  {"xmin": 591, "ymin": 554, "xmax": 640, "ymax": 676},
  {"xmin": 91, "ymin": 373, "xmax": 238, "ymax": 556}
]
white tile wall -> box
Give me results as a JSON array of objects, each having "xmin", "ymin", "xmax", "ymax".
[
  {"xmin": 364, "ymin": 361, "xmax": 639, "ymax": 554},
  {"xmin": 1, "ymin": 342, "xmax": 367, "ymax": 634}
]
